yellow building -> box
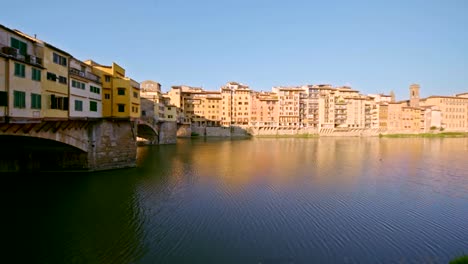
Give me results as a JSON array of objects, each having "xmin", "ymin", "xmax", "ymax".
[
  {"xmin": 378, "ymin": 104, "xmax": 389, "ymax": 130},
  {"xmin": 130, "ymin": 79, "xmax": 141, "ymax": 119},
  {"xmin": 221, "ymin": 82, "xmax": 252, "ymax": 126},
  {"xmin": 42, "ymin": 43, "xmax": 71, "ymax": 120},
  {"xmin": 84, "ymin": 60, "xmax": 140, "ymax": 120}
]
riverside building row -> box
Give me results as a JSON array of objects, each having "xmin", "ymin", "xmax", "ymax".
[
  {"xmin": 163, "ymin": 82, "xmax": 468, "ymax": 133},
  {"xmin": 0, "ymin": 24, "xmax": 141, "ymax": 123}
]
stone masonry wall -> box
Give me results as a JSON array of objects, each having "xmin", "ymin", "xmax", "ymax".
[
  {"xmin": 177, "ymin": 124, "xmax": 191, "ymax": 137},
  {"xmin": 159, "ymin": 121, "xmax": 177, "ymax": 144},
  {"xmin": 88, "ymin": 120, "xmax": 137, "ymax": 171},
  {"xmin": 206, "ymin": 127, "xmax": 231, "ymax": 137}
]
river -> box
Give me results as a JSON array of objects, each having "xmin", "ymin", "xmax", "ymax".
[{"xmin": 4, "ymin": 137, "xmax": 468, "ymax": 263}]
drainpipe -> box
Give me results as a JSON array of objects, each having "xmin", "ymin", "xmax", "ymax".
[{"xmin": 5, "ymin": 58, "xmax": 10, "ymax": 122}]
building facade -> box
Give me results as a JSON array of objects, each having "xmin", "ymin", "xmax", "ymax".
[
  {"xmin": 0, "ymin": 26, "xmax": 45, "ymax": 123},
  {"xmin": 69, "ymin": 57, "xmax": 102, "ymax": 119}
]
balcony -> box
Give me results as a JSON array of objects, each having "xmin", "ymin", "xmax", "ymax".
[
  {"xmin": 0, "ymin": 45, "xmax": 43, "ymax": 66},
  {"xmin": 69, "ymin": 67, "xmax": 101, "ymax": 83}
]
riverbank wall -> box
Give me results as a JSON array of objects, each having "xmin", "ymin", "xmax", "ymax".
[{"xmin": 177, "ymin": 125, "xmax": 467, "ymax": 138}]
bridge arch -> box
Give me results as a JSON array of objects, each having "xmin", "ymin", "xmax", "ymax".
[
  {"xmin": 137, "ymin": 120, "xmax": 159, "ymax": 144},
  {"xmin": 0, "ymin": 122, "xmax": 89, "ymax": 152}
]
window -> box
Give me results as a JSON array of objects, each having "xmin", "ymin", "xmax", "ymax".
[
  {"xmin": 105, "ymin": 75, "xmax": 111, "ymax": 82},
  {"xmin": 142, "ymin": 110, "xmax": 146, "ymax": 116},
  {"xmin": 133, "ymin": 91, "xmax": 138, "ymax": 98},
  {"xmin": 50, "ymin": 95, "xmax": 69, "ymax": 110},
  {"xmin": 74, "ymin": 100, "xmax": 83, "ymax": 111},
  {"xmin": 117, "ymin": 88, "xmax": 125, "ymax": 95},
  {"xmin": 90, "ymin": 86, "xmax": 100, "ymax": 94},
  {"xmin": 105, "ymin": 93, "xmax": 110, "ymax": 99},
  {"xmin": 0, "ymin": 91, "xmax": 7, "ymax": 106},
  {"xmin": 14, "ymin": 91, "xmax": 26, "ymax": 108},
  {"xmin": 31, "ymin": 93, "xmax": 41, "ymax": 109},
  {"xmin": 118, "ymin": 104, "xmax": 125, "ymax": 112},
  {"xmin": 58, "ymin": 76, "xmax": 67, "ymax": 84},
  {"xmin": 32, "ymin": 68, "xmax": 41, "ymax": 81},
  {"xmin": 14, "ymin": 63, "xmax": 25, "ymax": 78},
  {"xmin": 47, "ymin": 72, "xmax": 57, "ymax": 81},
  {"xmin": 53, "ymin": 53, "xmax": 67, "ymax": 66},
  {"xmin": 11, "ymin": 37, "xmax": 27, "ymax": 55},
  {"xmin": 72, "ymin": 80, "xmax": 85, "ymax": 89},
  {"xmin": 90, "ymin": 101, "xmax": 98, "ymax": 112}
]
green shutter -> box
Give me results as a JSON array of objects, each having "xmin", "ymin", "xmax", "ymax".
[
  {"xmin": 14, "ymin": 63, "xmax": 20, "ymax": 76},
  {"xmin": 14, "ymin": 91, "xmax": 26, "ymax": 108},
  {"xmin": 11, "ymin": 38, "xmax": 27, "ymax": 55},
  {"xmin": 32, "ymin": 68, "xmax": 41, "ymax": 81},
  {"xmin": 15, "ymin": 63, "xmax": 25, "ymax": 77},
  {"xmin": 31, "ymin": 93, "xmax": 42, "ymax": 109},
  {"xmin": 19, "ymin": 41, "xmax": 27, "ymax": 55},
  {"xmin": 90, "ymin": 101, "xmax": 97, "ymax": 112},
  {"xmin": 0, "ymin": 91, "xmax": 7, "ymax": 106}
]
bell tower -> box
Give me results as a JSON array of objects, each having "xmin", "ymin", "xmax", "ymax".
[{"xmin": 409, "ymin": 84, "xmax": 420, "ymax": 107}]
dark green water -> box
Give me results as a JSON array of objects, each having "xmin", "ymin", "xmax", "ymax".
[{"xmin": 4, "ymin": 137, "xmax": 468, "ymax": 263}]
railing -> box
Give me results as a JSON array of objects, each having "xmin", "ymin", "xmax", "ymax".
[
  {"xmin": 0, "ymin": 44, "xmax": 43, "ymax": 66},
  {"xmin": 70, "ymin": 67, "xmax": 101, "ymax": 83}
]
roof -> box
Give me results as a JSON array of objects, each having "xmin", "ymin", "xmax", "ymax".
[
  {"xmin": 425, "ymin": 95, "xmax": 468, "ymax": 100},
  {"xmin": 0, "ymin": 24, "xmax": 43, "ymax": 45},
  {"xmin": 44, "ymin": 42, "xmax": 72, "ymax": 57}
]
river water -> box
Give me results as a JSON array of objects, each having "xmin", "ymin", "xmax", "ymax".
[{"xmin": 4, "ymin": 137, "xmax": 468, "ymax": 263}]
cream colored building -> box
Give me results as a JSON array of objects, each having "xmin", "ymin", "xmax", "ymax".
[
  {"xmin": 69, "ymin": 57, "xmax": 102, "ymax": 119},
  {"xmin": 421, "ymin": 95, "xmax": 468, "ymax": 131},
  {"xmin": 140, "ymin": 80, "xmax": 163, "ymax": 122},
  {"xmin": 272, "ymin": 86, "xmax": 304, "ymax": 128},
  {"xmin": 0, "ymin": 25, "xmax": 45, "ymax": 123}
]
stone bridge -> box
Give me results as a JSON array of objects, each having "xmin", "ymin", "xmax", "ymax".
[{"xmin": 0, "ymin": 119, "xmax": 169, "ymax": 172}]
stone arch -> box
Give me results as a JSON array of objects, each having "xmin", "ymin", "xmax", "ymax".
[
  {"xmin": 0, "ymin": 122, "xmax": 89, "ymax": 152},
  {"xmin": 137, "ymin": 121, "xmax": 159, "ymax": 144}
]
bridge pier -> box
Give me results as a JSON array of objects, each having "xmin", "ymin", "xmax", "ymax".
[{"xmin": 87, "ymin": 120, "xmax": 137, "ymax": 171}]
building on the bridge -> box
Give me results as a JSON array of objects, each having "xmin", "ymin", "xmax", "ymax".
[
  {"xmin": 0, "ymin": 25, "xmax": 45, "ymax": 123},
  {"xmin": 42, "ymin": 42, "xmax": 72, "ymax": 120},
  {"xmin": 140, "ymin": 80, "xmax": 164, "ymax": 122},
  {"xmin": 84, "ymin": 60, "xmax": 140, "ymax": 120},
  {"xmin": 69, "ymin": 57, "xmax": 102, "ymax": 119}
]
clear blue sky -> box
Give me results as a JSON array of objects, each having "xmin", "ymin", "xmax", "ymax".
[{"xmin": 2, "ymin": 0, "xmax": 467, "ymax": 100}]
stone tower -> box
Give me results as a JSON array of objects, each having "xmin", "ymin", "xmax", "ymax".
[
  {"xmin": 390, "ymin": 90, "xmax": 395, "ymax": 102},
  {"xmin": 409, "ymin": 84, "xmax": 420, "ymax": 107}
]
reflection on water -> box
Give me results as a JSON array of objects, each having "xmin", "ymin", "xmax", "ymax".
[{"xmin": 4, "ymin": 137, "xmax": 468, "ymax": 263}]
